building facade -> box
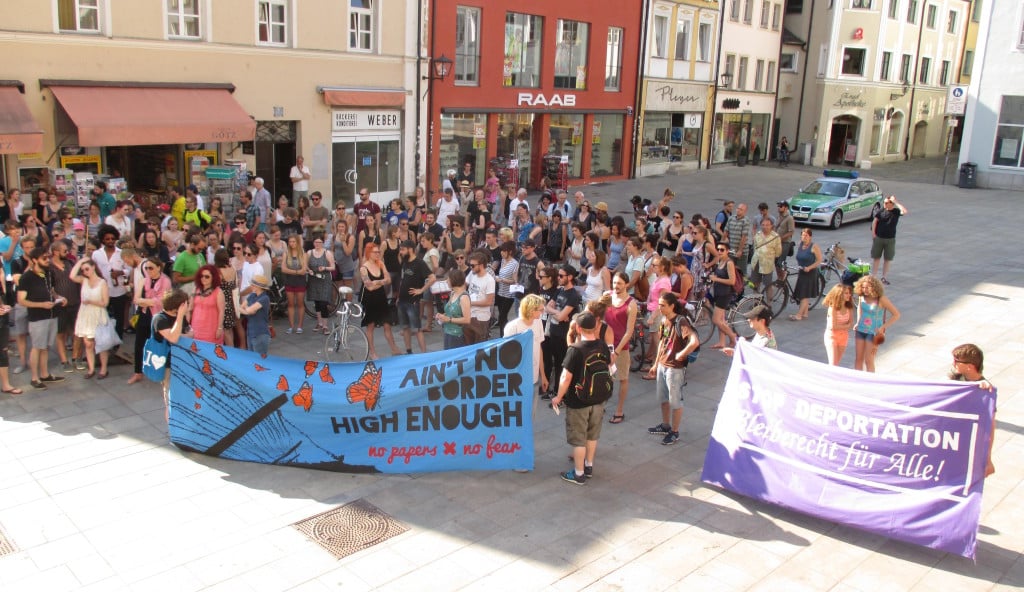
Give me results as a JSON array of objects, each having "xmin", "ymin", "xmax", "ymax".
[
  {"xmin": 637, "ymin": 0, "xmax": 720, "ymax": 176},
  {"xmin": 0, "ymin": 0, "xmax": 416, "ymax": 211},
  {"xmin": 713, "ymin": 0, "xmax": 785, "ymax": 166},
  {"xmin": 958, "ymin": 0, "xmax": 1024, "ymax": 189},
  {"xmin": 778, "ymin": 0, "xmax": 969, "ymax": 168},
  {"xmin": 427, "ymin": 1, "xmax": 642, "ymax": 193}
]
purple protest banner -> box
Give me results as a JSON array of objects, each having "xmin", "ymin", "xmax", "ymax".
[{"xmin": 701, "ymin": 341, "xmax": 995, "ymax": 559}]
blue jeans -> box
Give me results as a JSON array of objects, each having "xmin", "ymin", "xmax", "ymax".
[
  {"xmin": 395, "ymin": 300, "xmax": 421, "ymax": 330},
  {"xmin": 248, "ymin": 333, "xmax": 270, "ymax": 357},
  {"xmin": 655, "ymin": 365, "xmax": 686, "ymax": 410}
]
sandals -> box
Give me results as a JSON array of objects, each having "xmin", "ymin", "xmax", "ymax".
[
  {"xmin": 609, "ymin": 414, "xmax": 625, "ymax": 424},
  {"xmin": 84, "ymin": 371, "xmax": 96, "ymax": 379},
  {"xmin": 97, "ymin": 372, "xmax": 108, "ymax": 380},
  {"xmin": 788, "ymin": 314, "xmax": 805, "ymax": 321},
  {"xmin": 1, "ymin": 386, "xmax": 23, "ymax": 395}
]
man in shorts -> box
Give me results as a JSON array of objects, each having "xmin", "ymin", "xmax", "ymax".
[
  {"xmin": 396, "ymin": 240, "xmax": 434, "ymax": 354},
  {"xmin": 17, "ymin": 247, "xmax": 67, "ymax": 390},
  {"xmin": 871, "ymin": 195, "xmax": 908, "ymax": 285},
  {"xmin": 7, "ymin": 233, "xmax": 33, "ymax": 374}
]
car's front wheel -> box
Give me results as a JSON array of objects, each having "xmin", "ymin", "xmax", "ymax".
[{"xmin": 830, "ymin": 210, "xmax": 844, "ymax": 229}]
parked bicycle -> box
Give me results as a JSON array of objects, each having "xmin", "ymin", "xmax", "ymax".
[
  {"xmin": 629, "ymin": 318, "xmax": 648, "ymax": 372},
  {"xmin": 321, "ymin": 287, "xmax": 369, "ymax": 363}
]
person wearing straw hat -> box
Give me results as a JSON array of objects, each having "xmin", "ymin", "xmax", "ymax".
[{"xmin": 239, "ymin": 274, "xmax": 272, "ymax": 357}]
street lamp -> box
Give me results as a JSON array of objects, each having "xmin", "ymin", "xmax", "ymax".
[
  {"xmin": 425, "ymin": 54, "xmax": 453, "ymax": 81},
  {"xmin": 719, "ymin": 72, "xmax": 733, "ymax": 89}
]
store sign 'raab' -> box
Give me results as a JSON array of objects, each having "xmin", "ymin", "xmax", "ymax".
[{"xmin": 516, "ymin": 93, "xmax": 576, "ymax": 107}]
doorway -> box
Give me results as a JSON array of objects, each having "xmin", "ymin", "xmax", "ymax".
[
  {"xmin": 912, "ymin": 122, "xmax": 928, "ymax": 158},
  {"xmin": 331, "ymin": 135, "xmax": 401, "ymax": 210},
  {"xmin": 254, "ymin": 120, "xmax": 298, "ymax": 204},
  {"xmin": 828, "ymin": 115, "xmax": 861, "ymax": 165}
]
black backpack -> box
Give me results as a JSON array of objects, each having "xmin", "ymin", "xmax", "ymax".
[{"xmin": 571, "ymin": 339, "xmax": 614, "ymax": 405}]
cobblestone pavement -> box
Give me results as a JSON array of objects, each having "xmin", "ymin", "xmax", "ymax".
[{"xmin": 0, "ymin": 162, "xmax": 1020, "ymax": 591}]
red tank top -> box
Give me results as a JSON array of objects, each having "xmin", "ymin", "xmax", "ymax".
[{"xmin": 604, "ymin": 294, "xmax": 634, "ymax": 345}]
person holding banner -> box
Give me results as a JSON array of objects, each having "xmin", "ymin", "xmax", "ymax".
[
  {"xmin": 152, "ymin": 289, "xmax": 190, "ymax": 421},
  {"xmin": 438, "ymin": 269, "xmax": 471, "ymax": 349},
  {"xmin": 723, "ymin": 305, "xmax": 776, "ymax": 356},
  {"xmin": 853, "ymin": 275, "xmax": 900, "ymax": 372},
  {"xmin": 949, "ymin": 343, "xmax": 996, "ymax": 477},
  {"xmin": 645, "ymin": 293, "xmax": 699, "ymax": 445}
]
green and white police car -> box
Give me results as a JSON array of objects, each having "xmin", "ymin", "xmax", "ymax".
[{"xmin": 786, "ymin": 170, "xmax": 883, "ymax": 229}]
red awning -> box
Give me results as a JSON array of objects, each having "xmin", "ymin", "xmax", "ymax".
[
  {"xmin": 0, "ymin": 86, "xmax": 43, "ymax": 154},
  {"xmin": 322, "ymin": 89, "xmax": 406, "ymax": 108},
  {"xmin": 48, "ymin": 85, "xmax": 255, "ymax": 147}
]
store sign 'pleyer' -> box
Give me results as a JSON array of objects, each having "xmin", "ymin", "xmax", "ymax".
[{"xmin": 517, "ymin": 93, "xmax": 576, "ymax": 107}]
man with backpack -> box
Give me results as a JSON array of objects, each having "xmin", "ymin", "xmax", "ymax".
[
  {"xmin": 645, "ymin": 292, "xmax": 700, "ymax": 446},
  {"xmin": 551, "ymin": 311, "xmax": 614, "ymax": 485}
]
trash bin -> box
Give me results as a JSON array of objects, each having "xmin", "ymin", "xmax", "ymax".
[{"xmin": 959, "ymin": 162, "xmax": 977, "ymax": 188}]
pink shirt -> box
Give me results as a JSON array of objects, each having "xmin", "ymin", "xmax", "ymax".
[{"xmin": 647, "ymin": 276, "xmax": 673, "ymax": 313}]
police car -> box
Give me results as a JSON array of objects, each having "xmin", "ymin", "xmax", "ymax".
[{"xmin": 786, "ymin": 170, "xmax": 883, "ymax": 229}]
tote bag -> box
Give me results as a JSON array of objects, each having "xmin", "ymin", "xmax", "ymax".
[{"xmin": 142, "ymin": 317, "xmax": 171, "ymax": 382}]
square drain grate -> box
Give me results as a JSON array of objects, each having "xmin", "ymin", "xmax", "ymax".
[
  {"xmin": 0, "ymin": 525, "xmax": 17, "ymax": 557},
  {"xmin": 293, "ymin": 499, "xmax": 408, "ymax": 560}
]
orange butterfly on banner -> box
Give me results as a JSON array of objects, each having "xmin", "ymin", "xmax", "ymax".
[
  {"xmin": 190, "ymin": 341, "xmax": 198, "ymax": 353},
  {"xmin": 194, "ymin": 387, "xmax": 202, "ymax": 399},
  {"xmin": 304, "ymin": 360, "xmax": 318, "ymax": 378},
  {"xmin": 276, "ymin": 375, "xmax": 289, "ymax": 391},
  {"xmin": 254, "ymin": 363, "xmax": 269, "ymax": 372},
  {"xmin": 293, "ymin": 381, "xmax": 314, "ymax": 412},
  {"xmin": 319, "ymin": 364, "xmax": 335, "ymax": 385},
  {"xmin": 214, "ymin": 345, "xmax": 227, "ymax": 360},
  {"xmin": 346, "ymin": 361, "xmax": 383, "ymax": 412},
  {"xmin": 201, "ymin": 360, "xmax": 212, "ymax": 375}
]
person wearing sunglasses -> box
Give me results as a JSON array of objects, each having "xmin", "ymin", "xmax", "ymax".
[
  {"xmin": 302, "ymin": 191, "xmax": 330, "ymax": 248},
  {"xmin": 129, "ymin": 257, "xmax": 170, "ymax": 384}
]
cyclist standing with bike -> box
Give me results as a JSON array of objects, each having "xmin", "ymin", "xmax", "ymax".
[{"xmin": 789, "ymin": 228, "xmax": 823, "ymax": 321}]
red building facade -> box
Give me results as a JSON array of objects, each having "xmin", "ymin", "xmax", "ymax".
[{"xmin": 428, "ymin": 1, "xmax": 643, "ymax": 192}]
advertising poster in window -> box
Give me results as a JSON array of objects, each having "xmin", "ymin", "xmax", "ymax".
[
  {"xmin": 592, "ymin": 120, "xmax": 602, "ymax": 145},
  {"xmin": 473, "ymin": 121, "xmax": 486, "ymax": 149},
  {"xmin": 576, "ymin": 66, "xmax": 586, "ymax": 90},
  {"xmin": 572, "ymin": 120, "xmax": 583, "ymax": 145}
]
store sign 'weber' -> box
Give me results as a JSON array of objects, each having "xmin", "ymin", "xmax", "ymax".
[{"xmin": 333, "ymin": 110, "xmax": 402, "ymax": 132}]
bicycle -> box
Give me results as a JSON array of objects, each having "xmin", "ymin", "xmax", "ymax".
[
  {"xmin": 628, "ymin": 318, "xmax": 647, "ymax": 372},
  {"xmin": 688, "ymin": 271, "xmax": 716, "ymax": 345},
  {"xmin": 764, "ymin": 243, "xmax": 846, "ymax": 317},
  {"xmin": 321, "ymin": 287, "xmax": 369, "ymax": 363},
  {"xmin": 267, "ymin": 274, "xmax": 289, "ymax": 319},
  {"xmin": 304, "ymin": 279, "xmax": 342, "ymax": 319}
]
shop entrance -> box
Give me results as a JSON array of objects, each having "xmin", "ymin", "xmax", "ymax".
[
  {"xmin": 496, "ymin": 113, "xmax": 533, "ymax": 188},
  {"xmin": 828, "ymin": 115, "xmax": 861, "ymax": 165},
  {"xmin": 912, "ymin": 121, "xmax": 928, "ymax": 158},
  {"xmin": 331, "ymin": 135, "xmax": 401, "ymax": 210},
  {"xmin": 255, "ymin": 121, "xmax": 297, "ymax": 203}
]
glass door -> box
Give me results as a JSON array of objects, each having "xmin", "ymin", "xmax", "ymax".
[{"xmin": 332, "ymin": 134, "xmax": 401, "ymax": 210}]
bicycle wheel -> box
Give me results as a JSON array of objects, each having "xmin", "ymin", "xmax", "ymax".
[
  {"xmin": 323, "ymin": 324, "xmax": 369, "ymax": 363},
  {"xmin": 807, "ymin": 273, "xmax": 827, "ymax": 311},
  {"xmin": 305, "ymin": 287, "xmax": 341, "ymax": 319},
  {"xmin": 767, "ymin": 279, "xmax": 789, "ymax": 320},
  {"xmin": 730, "ymin": 297, "xmax": 761, "ymax": 339},
  {"xmin": 691, "ymin": 301, "xmax": 716, "ymax": 345},
  {"xmin": 629, "ymin": 326, "xmax": 646, "ymax": 372}
]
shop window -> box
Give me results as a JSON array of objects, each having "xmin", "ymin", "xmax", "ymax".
[
  {"xmin": 886, "ymin": 111, "xmax": 903, "ymax": 154},
  {"xmin": 642, "ymin": 112, "xmax": 672, "ymax": 163},
  {"xmin": 780, "ymin": 52, "xmax": 797, "ymax": 72},
  {"xmin": 592, "ymin": 114, "xmax": 623, "ymax": 175},
  {"xmin": 258, "ymin": 0, "xmax": 288, "ymax": 46},
  {"xmin": 993, "ymin": 96, "xmax": 1024, "ymax": 168},
  {"xmin": 940, "ymin": 60, "xmax": 950, "ymax": 86},
  {"xmin": 166, "ymin": 0, "xmax": 201, "ymax": 39},
  {"xmin": 504, "ymin": 12, "xmax": 543, "ymax": 87},
  {"xmin": 907, "ymin": 0, "xmax": 918, "ymax": 24},
  {"xmin": 760, "ymin": 1, "xmax": 770, "ymax": 28},
  {"xmin": 675, "ymin": 18, "xmax": 691, "ymax": 61},
  {"xmin": 349, "ymin": 0, "xmax": 374, "ymax": 52},
  {"xmin": 439, "ymin": 113, "xmax": 487, "ymax": 187},
  {"xmin": 919, "ymin": 57, "xmax": 930, "ymax": 84},
  {"xmin": 841, "ymin": 48, "xmax": 867, "ymax": 76},
  {"xmin": 926, "ymin": 4, "xmax": 937, "ymax": 28},
  {"xmin": 888, "ymin": 0, "xmax": 899, "ymax": 19},
  {"xmin": 455, "ymin": 6, "xmax": 481, "ymax": 85},
  {"xmin": 697, "ymin": 22, "xmax": 713, "ymax": 62},
  {"xmin": 549, "ymin": 114, "xmax": 584, "ymax": 177},
  {"xmin": 880, "ymin": 51, "xmax": 892, "ymax": 81},
  {"xmin": 497, "ymin": 113, "xmax": 533, "ymax": 184},
  {"xmin": 652, "ymin": 15, "xmax": 668, "ymax": 58},
  {"xmin": 554, "ymin": 20, "xmax": 589, "ymax": 90},
  {"xmin": 59, "ymin": 0, "xmax": 101, "ymax": 33},
  {"xmin": 605, "ymin": 27, "xmax": 623, "ymax": 91}
]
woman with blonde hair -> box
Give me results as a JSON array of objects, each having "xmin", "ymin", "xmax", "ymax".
[
  {"xmin": 822, "ymin": 283, "xmax": 854, "ymax": 366},
  {"xmin": 504, "ymin": 293, "xmax": 549, "ymax": 401},
  {"xmin": 853, "ymin": 275, "xmax": 899, "ymax": 372}
]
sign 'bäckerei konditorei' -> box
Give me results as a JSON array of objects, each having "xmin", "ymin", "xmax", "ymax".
[
  {"xmin": 167, "ymin": 335, "xmax": 534, "ymax": 473},
  {"xmin": 701, "ymin": 341, "xmax": 995, "ymax": 559}
]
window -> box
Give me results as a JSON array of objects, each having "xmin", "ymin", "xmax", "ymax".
[
  {"xmin": 888, "ymin": 0, "xmax": 899, "ymax": 18},
  {"xmin": 851, "ymin": 0, "xmax": 872, "ymax": 8},
  {"xmin": 786, "ymin": 0, "xmax": 804, "ymax": 13},
  {"xmin": 946, "ymin": 9, "xmax": 957, "ymax": 33},
  {"xmin": 900, "ymin": 53, "xmax": 912, "ymax": 83},
  {"xmin": 653, "ymin": 15, "xmax": 668, "ymax": 58},
  {"xmin": 993, "ymin": 96, "xmax": 1024, "ymax": 167},
  {"xmin": 972, "ymin": 0, "xmax": 982, "ymax": 22},
  {"xmin": 772, "ymin": 4, "xmax": 782, "ymax": 29},
  {"xmin": 754, "ymin": 59, "xmax": 764, "ymax": 90},
  {"xmin": 349, "ymin": 0, "xmax": 374, "ymax": 51},
  {"xmin": 606, "ymin": 27, "xmax": 623, "ymax": 90},
  {"xmin": 760, "ymin": 1, "xmax": 770, "ymax": 27},
  {"xmin": 166, "ymin": 0, "xmax": 200, "ymax": 39},
  {"xmin": 907, "ymin": 0, "xmax": 918, "ymax": 23},
  {"xmin": 842, "ymin": 47, "xmax": 867, "ymax": 75},
  {"xmin": 880, "ymin": 51, "xmax": 892, "ymax": 80},
  {"xmin": 886, "ymin": 111, "xmax": 903, "ymax": 154},
  {"xmin": 780, "ymin": 52, "xmax": 798, "ymax": 72},
  {"xmin": 725, "ymin": 54, "xmax": 736, "ymax": 88},
  {"xmin": 258, "ymin": 0, "xmax": 287, "ymax": 45},
  {"xmin": 743, "ymin": 0, "xmax": 754, "ymax": 23},
  {"xmin": 504, "ymin": 13, "xmax": 543, "ymax": 87},
  {"xmin": 675, "ymin": 17, "xmax": 691, "ymax": 60},
  {"xmin": 455, "ymin": 6, "xmax": 480, "ymax": 85},
  {"xmin": 766, "ymin": 61, "xmax": 776, "ymax": 92},
  {"xmin": 58, "ymin": 0, "xmax": 100, "ymax": 32},
  {"xmin": 940, "ymin": 60, "xmax": 950, "ymax": 85},
  {"xmin": 870, "ymin": 121, "xmax": 882, "ymax": 155},
  {"xmin": 730, "ymin": 0, "xmax": 741, "ymax": 20},
  {"xmin": 962, "ymin": 50, "xmax": 973, "ymax": 76},
  {"xmin": 919, "ymin": 57, "xmax": 930, "ymax": 84},
  {"xmin": 738, "ymin": 56, "xmax": 748, "ymax": 89},
  {"xmin": 697, "ymin": 22, "xmax": 713, "ymax": 62},
  {"xmin": 554, "ymin": 20, "xmax": 589, "ymax": 89},
  {"xmin": 926, "ymin": 4, "xmax": 937, "ymax": 28}
]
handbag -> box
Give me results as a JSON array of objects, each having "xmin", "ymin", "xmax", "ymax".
[
  {"xmin": 94, "ymin": 319, "xmax": 122, "ymax": 353},
  {"xmin": 142, "ymin": 329, "xmax": 171, "ymax": 382}
]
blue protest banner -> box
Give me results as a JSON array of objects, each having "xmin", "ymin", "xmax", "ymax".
[
  {"xmin": 167, "ymin": 334, "xmax": 534, "ymax": 473},
  {"xmin": 701, "ymin": 341, "xmax": 995, "ymax": 559}
]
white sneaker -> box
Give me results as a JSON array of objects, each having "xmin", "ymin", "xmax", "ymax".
[{"xmin": 12, "ymin": 365, "xmax": 24, "ymax": 375}]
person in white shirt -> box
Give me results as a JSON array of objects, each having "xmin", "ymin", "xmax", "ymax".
[
  {"xmin": 508, "ymin": 188, "xmax": 529, "ymax": 218},
  {"xmin": 436, "ymin": 189, "xmax": 461, "ymax": 226},
  {"xmin": 289, "ymin": 155, "xmax": 312, "ymax": 202},
  {"xmin": 238, "ymin": 245, "xmax": 264, "ymax": 298},
  {"xmin": 464, "ymin": 250, "xmax": 495, "ymax": 345}
]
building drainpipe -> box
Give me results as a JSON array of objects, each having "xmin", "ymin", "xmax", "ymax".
[
  {"xmin": 425, "ymin": 0, "xmax": 439, "ymax": 196},
  {"xmin": 414, "ymin": 0, "xmax": 423, "ymax": 194},
  {"xmin": 904, "ymin": 1, "xmax": 926, "ymax": 160},
  {"xmin": 793, "ymin": 0, "xmax": 816, "ymax": 165},
  {"xmin": 631, "ymin": 0, "xmax": 652, "ymax": 179},
  {"xmin": 707, "ymin": 2, "xmax": 727, "ymax": 170}
]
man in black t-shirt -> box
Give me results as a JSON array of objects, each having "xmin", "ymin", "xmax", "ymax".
[
  {"xmin": 870, "ymin": 195, "xmax": 908, "ymax": 286},
  {"xmin": 543, "ymin": 264, "xmax": 581, "ymax": 398},
  {"xmin": 396, "ymin": 240, "xmax": 435, "ymax": 354},
  {"xmin": 514, "ymin": 239, "xmax": 545, "ymax": 303},
  {"xmin": 17, "ymin": 246, "xmax": 67, "ymax": 389}
]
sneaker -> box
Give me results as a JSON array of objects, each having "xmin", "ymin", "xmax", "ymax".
[
  {"xmin": 286, "ymin": 328, "xmax": 293, "ymax": 334},
  {"xmin": 12, "ymin": 365, "xmax": 24, "ymax": 375},
  {"xmin": 62, "ymin": 362, "xmax": 74, "ymax": 373},
  {"xmin": 31, "ymin": 380, "xmax": 46, "ymax": 390},
  {"xmin": 583, "ymin": 465, "xmax": 593, "ymax": 479},
  {"xmin": 75, "ymin": 359, "xmax": 87, "ymax": 371},
  {"xmin": 540, "ymin": 391, "xmax": 554, "ymax": 401},
  {"xmin": 661, "ymin": 431, "xmax": 680, "ymax": 445},
  {"xmin": 648, "ymin": 422, "xmax": 671, "ymax": 435},
  {"xmin": 296, "ymin": 327, "xmax": 303, "ymax": 334},
  {"xmin": 41, "ymin": 375, "xmax": 66, "ymax": 383},
  {"xmin": 880, "ymin": 277, "xmax": 891, "ymax": 286},
  {"xmin": 560, "ymin": 469, "xmax": 586, "ymax": 486}
]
